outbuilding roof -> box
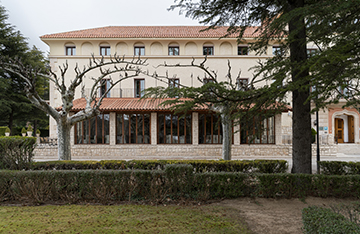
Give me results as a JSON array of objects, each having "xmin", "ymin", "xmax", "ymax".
[{"xmin": 41, "ymin": 26, "xmax": 260, "ymax": 39}]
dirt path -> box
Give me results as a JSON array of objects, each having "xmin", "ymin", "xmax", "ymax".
[{"xmin": 213, "ymin": 197, "xmax": 359, "ymax": 234}]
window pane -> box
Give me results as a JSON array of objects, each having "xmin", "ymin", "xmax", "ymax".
[
  {"xmin": 124, "ymin": 114, "xmax": 130, "ymax": 143},
  {"xmin": 165, "ymin": 114, "xmax": 172, "ymax": 143},
  {"xmin": 144, "ymin": 114, "xmax": 150, "ymax": 144},
  {"xmin": 158, "ymin": 114, "xmax": 164, "ymax": 144},
  {"xmin": 261, "ymin": 119, "xmax": 268, "ymax": 144},
  {"xmin": 179, "ymin": 116, "xmax": 185, "ymax": 144},
  {"xmin": 198, "ymin": 114, "xmax": 205, "ymax": 144},
  {"xmin": 186, "ymin": 114, "xmax": 192, "ymax": 144},
  {"xmin": 130, "ymin": 114, "xmax": 136, "ymax": 143},
  {"xmin": 203, "ymin": 46, "xmax": 214, "ymax": 55},
  {"xmin": 104, "ymin": 114, "xmax": 109, "ymax": 144},
  {"xmin": 172, "ymin": 115, "xmax": 178, "ymax": 143},
  {"xmin": 238, "ymin": 46, "xmax": 248, "ymax": 55},
  {"xmin": 269, "ymin": 116, "xmax": 275, "ymax": 144},
  {"xmin": 96, "ymin": 115, "xmax": 102, "ymax": 144},
  {"xmin": 137, "ymin": 114, "xmax": 143, "ymax": 143},
  {"xmin": 205, "ymin": 114, "xmax": 212, "ymax": 143}
]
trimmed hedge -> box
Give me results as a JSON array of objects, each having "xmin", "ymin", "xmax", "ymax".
[
  {"xmin": 302, "ymin": 206, "xmax": 360, "ymax": 233},
  {"xmin": 1, "ymin": 170, "xmax": 360, "ymax": 204},
  {"xmin": 31, "ymin": 159, "xmax": 288, "ymax": 173},
  {"xmin": 320, "ymin": 161, "xmax": 360, "ymax": 175},
  {"xmin": 0, "ymin": 136, "xmax": 36, "ymax": 170}
]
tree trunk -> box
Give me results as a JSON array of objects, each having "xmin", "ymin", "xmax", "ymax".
[
  {"xmin": 221, "ymin": 112, "xmax": 232, "ymax": 160},
  {"xmin": 288, "ymin": 0, "xmax": 312, "ymax": 173},
  {"xmin": 57, "ymin": 118, "xmax": 72, "ymax": 160}
]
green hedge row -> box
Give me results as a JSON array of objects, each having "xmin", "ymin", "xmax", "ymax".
[
  {"xmin": 1, "ymin": 167, "xmax": 360, "ymax": 204},
  {"xmin": 0, "ymin": 136, "xmax": 36, "ymax": 170},
  {"xmin": 302, "ymin": 206, "xmax": 360, "ymax": 233},
  {"xmin": 31, "ymin": 159, "xmax": 288, "ymax": 173},
  {"xmin": 320, "ymin": 161, "xmax": 360, "ymax": 175}
]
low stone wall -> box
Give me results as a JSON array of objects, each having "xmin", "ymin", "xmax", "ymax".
[{"xmin": 34, "ymin": 144, "xmax": 294, "ymax": 161}]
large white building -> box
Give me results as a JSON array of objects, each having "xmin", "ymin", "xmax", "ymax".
[{"xmin": 35, "ymin": 26, "xmax": 359, "ymax": 160}]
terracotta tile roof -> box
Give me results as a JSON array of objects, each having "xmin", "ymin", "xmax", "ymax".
[
  {"xmin": 41, "ymin": 26, "xmax": 260, "ymax": 39},
  {"xmin": 70, "ymin": 98, "xmax": 291, "ymax": 112},
  {"xmin": 70, "ymin": 98, "xmax": 207, "ymax": 112}
]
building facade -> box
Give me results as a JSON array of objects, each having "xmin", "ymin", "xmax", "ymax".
[{"xmin": 35, "ymin": 26, "xmax": 358, "ymax": 160}]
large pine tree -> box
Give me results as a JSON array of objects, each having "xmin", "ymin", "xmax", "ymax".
[{"xmin": 0, "ymin": 5, "xmax": 48, "ymax": 134}]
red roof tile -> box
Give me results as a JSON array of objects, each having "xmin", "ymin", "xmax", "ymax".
[
  {"xmin": 71, "ymin": 98, "xmax": 207, "ymax": 112},
  {"xmin": 70, "ymin": 98, "xmax": 291, "ymax": 112},
  {"xmin": 41, "ymin": 26, "xmax": 260, "ymax": 39}
]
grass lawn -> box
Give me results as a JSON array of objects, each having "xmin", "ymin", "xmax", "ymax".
[{"xmin": 0, "ymin": 204, "xmax": 252, "ymax": 233}]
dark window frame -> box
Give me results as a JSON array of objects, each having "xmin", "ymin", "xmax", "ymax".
[
  {"xmin": 134, "ymin": 78, "xmax": 145, "ymax": 98},
  {"xmin": 157, "ymin": 113, "xmax": 192, "ymax": 144},
  {"xmin": 238, "ymin": 46, "xmax": 249, "ymax": 55},
  {"xmin": 198, "ymin": 112, "xmax": 232, "ymax": 144},
  {"xmin": 100, "ymin": 46, "xmax": 111, "ymax": 56},
  {"xmin": 168, "ymin": 46, "xmax": 180, "ymax": 56},
  {"xmin": 75, "ymin": 113, "xmax": 110, "ymax": 144},
  {"xmin": 65, "ymin": 46, "xmax": 76, "ymax": 56},
  {"xmin": 203, "ymin": 46, "xmax": 214, "ymax": 55},
  {"xmin": 116, "ymin": 113, "xmax": 151, "ymax": 144},
  {"xmin": 134, "ymin": 46, "xmax": 145, "ymax": 56},
  {"xmin": 240, "ymin": 116, "xmax": 275, "ymax": 144}
]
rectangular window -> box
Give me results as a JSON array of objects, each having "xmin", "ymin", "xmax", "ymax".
[
  {"xmin": 134, "ymin": 46, "xmax": 145, "ymax": 56},
  {"xmin": 116, "ymin": 113, "xmax": 150, "ymax": 144},
  {"xmin": 168, "ymin": 46, "xmax": 179, "ymax": 55},
  {"xmin": 236, "ymin": 78, "xmax": 249, "ymax": 91},
  {"xmin": 238, "ymin": 46, "xmax": 248, "ymax": 55},
  {"xmin": 307, "ymin": 49, "xmax": 317, "ymax": 57},
  {"xmin": 100, "ymin": 79, "xmax": 111, "ymax": 97},
  {"xmin": 168, "ymin": 78, "xmax": 179, "ymax": 88},
  {"xmin": 199, "ymin": 113, "xmax": 223, "ymax": 144},
  {"xmin": 272, "ymin": 46, "xmax": 283, "ymax": 56},
  {"xmin": 203, "ymin": 46, "xmax": 214, "ymax": 55},
  {"xmin": 65, "ymin": 46, "xmax": 76, "ymax": 56},
  {"xmin": 134, "ymin": 79, "xmax": 145, "ymax": 98},
  {"xmin": 100, "ymin": 46, "xmax": 111, "ymax": 56},
  {"xmin": 75, "ymin": 114, "xmax": 110, "ymax": 144},
  {"xmin": 158, "ymin": 113, "xmax": 192, "ymax": 144},
  {"xmin": 240, "ymin": 116, "xmax": 275, "ymax": 144}
]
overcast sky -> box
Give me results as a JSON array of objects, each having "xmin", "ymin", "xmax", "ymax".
[{"xmin": 0, "ymin": 0, "xmax": 200, "ymax": 54}]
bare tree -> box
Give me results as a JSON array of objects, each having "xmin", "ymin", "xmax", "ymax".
[
  {"xmin": 144, "ymin": 58, "xmax": 284, "ymax": 160},
  {"xmin": 0, "ymin": 55, "xmax": 147, "ymax": 160}
]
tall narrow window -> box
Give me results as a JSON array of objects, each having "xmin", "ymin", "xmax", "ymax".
[
  {"xmin": 238, "ymin": 46, "xmax": 248, "ymax": 55},
  {"xmin": 168, "ymin": 78, "xmax": 179, "ymax": 88},
  {"xmin": 198, "ymin": 113, "xmax": 223, "ymax": 144},
  {"xmin": 134, "ymin": 46, "xmax": 145, "ymax": 56},
  {"xmin": 75, "ymin": 113, "xmax": 110, "ymax": 144},
  {"xmin": 168, "ymin": 46, "xmax": 179, "ymax": 55},
  {"xmin": 240, "ymin": 116, "xmax": 275, "ymax": 144},
  {"xmin": 203, "ymin": 46, "xmax": 214, "ymax": 55},
  {"xmin": 158, "ymin": 113, "xmax": 192, "ymax": 144},
  {"xmin": 307, "ymin": 48, "xmax": 318, "ymax": 57},
  {"xmin": 100, "ymin": 78, "xmax": 111, "ymax": 97},
  {"xmin": 100, "ymin": 46, "xmax": 111, "ymax": 56},
  {"xmin": 134, "ymin": 79, "xmax": 145, "ymax": 98},
  {"xmin": 116, "ymin": 113, "xmax": 150, "ymax": 144},
  {"xmin": 65, "ymin": 46, "xmax": 76, "ymax": 56}
]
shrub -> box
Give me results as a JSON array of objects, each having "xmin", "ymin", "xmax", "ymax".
[
  {"xmin": 5, "ymin": 127, "xmax": 10, "ymax": 133},
  {"xmin": 27, "ymin": 125, "xmax": 33, "ymax": 132},
  {"xmin": 302, "ymin": 206, "xmax": 360, "ymax": 234},
  {"xmin": 21, "ymin": 128, "xmax": 27, "ymax": 134},
  {"xmin": 36, "ymin": 129, "xmax": 40, "ymax": 135},
  {"xmin": 0, "ymin": 127, "xmax": 7, "ymax": 136},
  {"xmin": 319, "ymin": 161, "xmax": 360, "ymax": 175},
  {"xmin": 0, "ymin": 136, "xmax": 37, "ymax": 170},
  {"xmin": 31, "ymin": 159, "xmax": 288, "ymax": 173}
]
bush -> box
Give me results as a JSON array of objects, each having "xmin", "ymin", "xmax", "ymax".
[
  {"xmin": 0, "ymin": 136, "xmax": 37, "ymax": 170},
  {"xmin": 320, "ymin": 161, "xmax": 360, "ymax": 175},
  {"xmin": 302, "ymin": 206, "xmax": 360, "ymax": 234},
  {"xmin": 0, "ymin": 127, "xmax": 7, "ymax": 136},
  {"xmin": 31, "ymin": 159, "xmax": 288, "ymax": 173},
  {"xmin": 21, "ymin": 128, "xmax": 27, "ymax": 134}
]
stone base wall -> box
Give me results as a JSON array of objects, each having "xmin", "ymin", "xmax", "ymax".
[
  {"xmin": 34, "ymin": 144, "xmax": 294, "ymax": 161},
  {"xmin": 34, "ymin": 143, "xmax": 340, "ymax": 161}
]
